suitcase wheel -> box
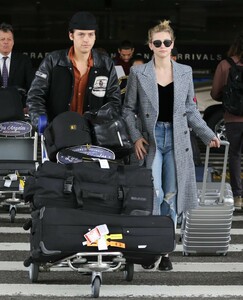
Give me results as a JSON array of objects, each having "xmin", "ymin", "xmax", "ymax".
[
  {"xmin": 123, "ymin": 263, "xmax": 134, "ymax": 282},
  {"xmin": 29, "ymin": 263, "xmax": 39, "ymax": 283},
  {"xmin": 91, "ymin": 276, "xmax": 101, "ymax": 298},
  {"xmin": 10, "ymin": 208, "xmax": 16, "ymax": 223}
]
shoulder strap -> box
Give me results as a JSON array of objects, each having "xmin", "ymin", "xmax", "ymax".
[
  {"xmin": 60, "ymin": 148, "xmax": 92, "ymax": 160},
  {"xmin": 226, "ymin": 57, "xmax": 236, "ymax": 67}
]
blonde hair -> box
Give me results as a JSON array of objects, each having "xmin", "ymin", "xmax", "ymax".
[{"xmin": 147, "ymin": 20, "xmax": 175, "ymax": 44}]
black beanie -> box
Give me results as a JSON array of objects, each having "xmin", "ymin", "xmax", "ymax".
[{"xmin": 69, "ymin": 11, "xmax": 98, "ymax": 31}]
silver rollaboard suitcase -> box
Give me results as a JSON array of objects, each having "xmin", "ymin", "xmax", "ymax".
[{"xmin": 182, "ymin": 141, "xmax": 234, "ymax": 256}]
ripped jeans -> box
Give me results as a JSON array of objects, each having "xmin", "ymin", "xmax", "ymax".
[{"xmin": 152, "ymin": 122, "xmax": 177, "ymax": 225}]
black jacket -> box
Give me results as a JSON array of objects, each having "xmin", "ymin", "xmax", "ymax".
[
  {"xmin": 1, "ymin": 52, "xmax": 34, "ymax": 105},
  {"xmin": 27, "ymin": 48, "xmax": 121, "ymax": 127}
]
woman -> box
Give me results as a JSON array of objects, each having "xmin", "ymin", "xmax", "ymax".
[
  {"xmin": 122, "ymin": 20, "xmax": 220, "ymax": 270},
  {"xmin": 211, "ymin": 32, "xmax": 243, "ymax": 211}
]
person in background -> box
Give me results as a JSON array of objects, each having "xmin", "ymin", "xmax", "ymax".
[
  {"xmin": 211, "ymin": 32, "xmax": 243, "ymax": 210},
  {"xmin": 131, "ymin": 54, "xmax": 146, "ymax": 66},
  {"xmin": 119, "ymin": 54, "xmax": 146, "ymax": 102},
  {"xmin": 123, "ymin": 19, "xmax": 220, "ymax": 271},
  {"xmin": 113, "ymin": 40, "xmax": 134, "ymax": 75},
  {"xmin": 27, "ymin": 11, "xmax": 121, "ymax": 128},
  {"xmin": 0, "ymin": 22, "xmax": 34, "ymax": 107},
  {"xmin": 170, "ymin": 47, "xmax": 178, "ymax": 61}
]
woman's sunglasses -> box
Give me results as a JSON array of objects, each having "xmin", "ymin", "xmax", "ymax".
[{"xmin": 152, "ymin": 39, "xmax": 173, "ymax": 48}]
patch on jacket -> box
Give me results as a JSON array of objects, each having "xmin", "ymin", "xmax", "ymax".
[
  {"xmin": 35, "ymin": 71, "xmax": 47, "ymax": 79},
  {"xmin": 92, "ymin": 76, "xmax": 108, "ymax": 97}
]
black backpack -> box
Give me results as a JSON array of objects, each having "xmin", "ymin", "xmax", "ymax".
[
  {"xmin": 222, "ymin": 57, "xmax": 243, "ymax": 116},
  {"xmin": 43, "ymin": 111, "xmax": 92, "ymax": 161}
]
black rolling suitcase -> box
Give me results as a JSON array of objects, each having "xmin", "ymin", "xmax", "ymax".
[{"xmin": 26, "ymin": 207, "xmax": 175, "ymax": 266}]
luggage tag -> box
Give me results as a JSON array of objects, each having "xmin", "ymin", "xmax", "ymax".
[
  {"xmin": 83, "ymin": 224, "xmax": 109, "ymax": 245},
  {"xmin": 4, "ymin": 173, "xmax": 18, "ymax": 187},
  {"xmin": 98, "ymin": 159, "xmax": 110, "ymax": 169},
  {"xmin": 85, "ymin": 232, "xmax": 125, "ymax": 249},
  {"xmin": 91, "ymin": 158, "xmax": 110, "ymax": 169},
  {"xmin": 97, "ymin": 236, "xmax": 108, "ymax": 250}
]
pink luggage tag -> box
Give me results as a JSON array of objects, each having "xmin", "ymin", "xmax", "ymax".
[{"xmin": 83, "ymin": 224, "xmax": 109, "ymax": 247}]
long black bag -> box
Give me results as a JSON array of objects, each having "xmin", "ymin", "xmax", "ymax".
[
  {"xmin": 24, "ymin": 160, "xmax": 154, "ymax": 215},
  {"xmin": 26, "ymin": 207, "xmax": 175, "ymax": 266}
]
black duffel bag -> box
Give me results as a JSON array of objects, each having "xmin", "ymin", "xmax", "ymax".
[
  {"xmin": 23, "ymin": 162, "xmax": 77, "ymax": 210},
  {"xmin": 24, "ymin": 160, "xmax": 154, "ymax": 216},
  {"xmin": 24, "ymin": 160, "xmax": 123, "ymax": 214}
]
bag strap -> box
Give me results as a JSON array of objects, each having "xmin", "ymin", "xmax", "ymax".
[
  {"xmin": 63, "ymin": 164, "xmax": 74, "ymax": 194},
  {"xmin": 60, "ymin": 148, "xmax": 93, "ymax": 161},
  {"xmin": 226, "ymin": 57, "xmax": 236, "ymax": 67},
  {"xmin": 59, "ymin": 148, "xmax": 118, "ymax": 163}
]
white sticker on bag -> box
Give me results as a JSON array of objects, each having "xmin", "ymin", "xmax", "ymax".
[
  {"xmin": 36, "ymin": 71, "xmax": 47, "ymax": 79},
  {"xmin": 8, "ymin": 173, "xmax": 18, "ymax": 181},
  {"xmin": 98, "ymin": 159, "xmax": 110, "ymax": 169},
  {"xmin": 98, "ymin": 236, "xmax": 108, "ymax": 250},
  {"xmin": 4, "ymin": 179, "xmax": 11, "ymax": 188},
  {"xmin": 92, "ymin": 76, "xmax": 108, "ymax": 97}
]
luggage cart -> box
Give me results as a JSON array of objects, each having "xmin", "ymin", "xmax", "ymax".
[
  {"xmin": 24, "ymin": 114, "xmax": 173, "ymax": 298},
  {"xmin": 24, "ymin": 115, "xmax": 132, "ymax": 298},
  {"xmin": 0, "ymin": 120, "xmax": 38, "ymax": 222},
  {"xmin": 28, "ymin": 251, "xmax": 131, "ymax": 298}
]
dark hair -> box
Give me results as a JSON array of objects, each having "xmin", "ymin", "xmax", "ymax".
[
  {"xmin": 131, "ymin": 54, "xmax": 145, "ymax": 65},
  {"xmin": 118, "ymin": 40, "xmax": 134, "ymax": 50},
  {"xmin": 227, "ymin": 32, "xmax": 243, "ymax": 63},
  {"xmin": 0, "ymin": 22, "xmax": 14, "ymax": 35},
  {"xmin": 171, "ymin": 47, "xmax": 178, "ymax": 57}
]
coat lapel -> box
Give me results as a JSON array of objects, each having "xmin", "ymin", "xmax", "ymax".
[
  {"xmin": 9, "ymin": 52, "xmax": 18, "ymax": 83},
  {"xmin": 172, "ymin": 60, "xmax": 186, "ymax": 113},
  {"xmin": 138, "ymin": 60, "xmax": 158, "ymax": 112}
]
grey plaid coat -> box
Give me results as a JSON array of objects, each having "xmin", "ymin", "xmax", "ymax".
[{"xmin": 122, "ymin": 59, "xmax": 216, "ymax": 215}]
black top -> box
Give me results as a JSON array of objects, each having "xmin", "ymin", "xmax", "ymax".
[{"xmin": 157, "ymin": 82, "xmax": 174, "ymax": 122}]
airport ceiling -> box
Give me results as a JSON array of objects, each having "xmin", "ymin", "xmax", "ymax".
[
  {"xmin": 1, "ymin": 0, "xmax": 243, "ymax": 46},
  {"xmin": 2, "ymin": 0, "xmax": 243, "ymax": 12}
]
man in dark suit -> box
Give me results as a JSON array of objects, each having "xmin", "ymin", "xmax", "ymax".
[{"xmin": 0, "ymin": 22, "xmax": 34, "ymax": 107}]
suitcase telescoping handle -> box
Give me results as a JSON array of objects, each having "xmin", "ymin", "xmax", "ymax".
[{"xmin": 200, "ymin": 140, "xmax": 229, "ymax": 204}]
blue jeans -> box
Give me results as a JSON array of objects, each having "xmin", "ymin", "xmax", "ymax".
[{"xmin": 152, "ymin": 122, "xmax": 177, "ymax": 225}]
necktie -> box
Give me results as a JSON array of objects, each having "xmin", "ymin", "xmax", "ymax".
[{"xmin": 2, "ymin": 56, "xmax": 8, "ymax": 87}]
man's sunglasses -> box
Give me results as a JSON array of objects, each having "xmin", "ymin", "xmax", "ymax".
[{"xmin": 152, "ymin": 39, "xmax": 173, "ymax": 48}]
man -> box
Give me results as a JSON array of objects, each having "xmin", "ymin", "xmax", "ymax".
[
  {"xmin": 0, "ymin": 23, "xmax": 34, "ymax": 106},
  {"xmin": 131, "ymin": 54, "xmax": 145, "ymax": 66},
  {"xmin": 113, "ymin": 40, "xmax": 134, "ymax": 75},
  {"xmin": 170, "ymin": 47, "xmax": 178, "ymax": 61},
  {"xmin": 27, "ymin": 11, "xmax": 121, "ymax": 128},
  {"xmin": 211, "ymin": 32, "xmax": 243, "ymax": 210}
]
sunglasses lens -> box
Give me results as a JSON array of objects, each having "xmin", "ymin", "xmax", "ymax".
[
  {"xmin": 153, "ymin": 40, "xmax": 162, "ymax": 48},
  {"xmin": 164, "ymin": 40, "xmax": 172, "ymax": 47}
]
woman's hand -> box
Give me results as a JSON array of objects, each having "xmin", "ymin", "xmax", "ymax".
[
  {"xmin": 134, "ymin": 137, "xmax": 149, "ymax": 160},
  {"xmin": 209, "ymin": 136, "xmax": 221, "ymax": 148}
]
